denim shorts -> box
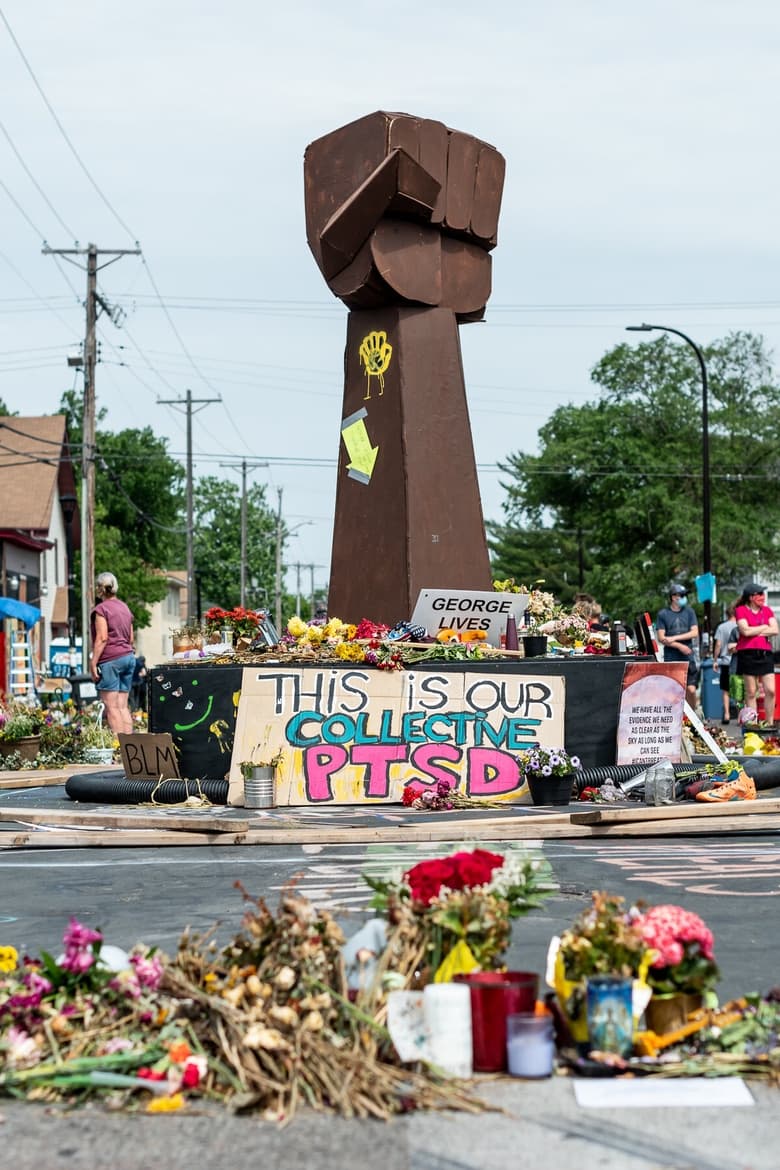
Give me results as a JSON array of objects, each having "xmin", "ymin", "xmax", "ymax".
[{"xmin": 97, "ymin": 653, "xmax": 135, "ymax": 693}]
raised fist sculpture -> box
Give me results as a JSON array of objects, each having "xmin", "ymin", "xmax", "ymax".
[{"xmin": 304, "ymin": 112, "xmax": 505, "ymax": 622}]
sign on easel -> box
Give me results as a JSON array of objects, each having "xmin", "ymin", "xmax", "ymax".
[
  {"xmin": 616, "ymin": 661, "xmax": 688, "ymax": 765},
  {"xmin": 118, "ymin": 733, "xmax": 181, "ymax": 780}
]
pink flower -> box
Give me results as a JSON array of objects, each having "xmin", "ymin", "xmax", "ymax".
[
  {"xmin": 130, "ymin": 950, "xmax": 164, "ymax": 990},
  {"xmin": 637, "ymin": 904, "xmax": 715, "ymax": 967},
  {"xmin": 6, "ymin": 1025, "xmax": 39, "ymax": 1065},
  {"xmin": 22, "ymin": 970, "xmax": 52, "ymax": 995},
  {"xmin": 60, "ymin": 947, "xmax": 95, "ymax": 974},
  {"xmin": 62, "ymin": 918, "xmax": 103, "ymax": 950},
  {"xmin": 109, "ymin": 971, "xmax": 142, "ymax": 999}
]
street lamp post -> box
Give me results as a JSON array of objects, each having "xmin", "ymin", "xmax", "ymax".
[{"xmin": 626, "ymin": 323, "xmax": 712, "ymax": 639}]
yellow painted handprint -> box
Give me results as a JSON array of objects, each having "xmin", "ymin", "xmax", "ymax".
[{"xmin": 358, "ymin": 330, "xmax": 392, "ymax": 399}]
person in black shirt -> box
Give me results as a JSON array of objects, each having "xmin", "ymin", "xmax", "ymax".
[{"xmin": 657, "ymin": 583, "xmax": 700, "ymax": 706}]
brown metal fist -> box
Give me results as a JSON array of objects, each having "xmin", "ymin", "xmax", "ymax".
[{"xmin": 304, "ymin": 111, "xmax": 505, "ymax": 321}]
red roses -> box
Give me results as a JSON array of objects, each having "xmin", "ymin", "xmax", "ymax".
[{"xmin": 404, "ymin": 849, "xmax": 505, "ymax": 905}]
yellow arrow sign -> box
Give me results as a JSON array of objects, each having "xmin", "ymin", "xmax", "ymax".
[{"xmin": 341, "ymin": 409, "xmax": 379, "ymax": 484}]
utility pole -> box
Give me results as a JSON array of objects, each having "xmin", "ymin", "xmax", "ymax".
[
  {"xmin": 219, "ymin": 459, "xmax": 269, "ymax": 607},
  {"xmin": 43, "ymin": 242, "xmax": 140, "ymax": 669},
  {"xmin": 309, "ymin": 562, "xmax": 315, "ymax": 620},
  {"xmin": 159, "ymin": 389, "xmax": 220, "ymax": 621},
  {"xmin": 295, "ymin": 562, "xmax": 301, "ymax": 617},
  {"xmin": 274, "ymin": 488, "xmax": 283, "ymax": 634}
]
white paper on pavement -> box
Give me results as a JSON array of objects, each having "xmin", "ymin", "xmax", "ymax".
[{"xmin": 574, "ymin": 1076, "xmax": 754, "ymax": 1109}]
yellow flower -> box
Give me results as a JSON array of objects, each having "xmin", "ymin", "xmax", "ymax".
[
  {"xmin": 146, "ymin": 1093, "xmax": 185, "ymax": 1113},
  {"xmin": 287, "ymin": 615, "xmax": 307, "ymax": 638},
  {"xmin": 335, "ymin": 642, "xmax": 365, "ymax": 662},
  {"xmin": 322, "ymin": 618, "xmax": 347, "ymax": 639},
  {"xmin": 0, "ymin": 945, "xmax": 18, "ymax": 973}
]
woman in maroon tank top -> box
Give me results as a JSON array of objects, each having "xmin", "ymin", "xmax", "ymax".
[{"xmin": 90, "ymin": 571, "xmax": 135, "ymax": 735}]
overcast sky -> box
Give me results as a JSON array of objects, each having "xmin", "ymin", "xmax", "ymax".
[{"xmin": 2, "ymin": 2, "xmax": 779, "ymax": 608}]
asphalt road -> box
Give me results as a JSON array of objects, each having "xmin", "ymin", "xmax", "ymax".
[
  {"xmin": 1, "ymin": 795, "xmax": 779, "ymax": 1170},
  {"xmin": 2, "ymin": 833, "xmax": 778, "ymax": 1000}
]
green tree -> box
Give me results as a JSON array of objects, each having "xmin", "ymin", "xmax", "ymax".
[
  {"xmin": 490, "ymin": 331, "xmax": 780, "ymax": 621},
  {"xmin": 59, "ymin": 390, "xmax": 186, "ymax": 628},
  {"xmin": 193, "ymin": 476, "xmax": 277, "ymax": 612}
]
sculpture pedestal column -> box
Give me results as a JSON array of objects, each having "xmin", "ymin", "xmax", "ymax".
[{"xmin": 327, "ymin": 305, "xmax": 491, "ymax": 624}]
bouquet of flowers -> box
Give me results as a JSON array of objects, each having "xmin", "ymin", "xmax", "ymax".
[
  {"xmin": 365, "ymin": 848, "xmax": 553, "ymax": 979},
  {"xmin": 551, "ymin": 612, "xmax": 590, "ymax": 646},
  {"xmin": 551, "ymin": 891, "xmax": 652, "ymax": 1041},
  {"xmin": 0, "ymin": 917, "xmax": 209, "ymax": 1109},
  {"xmin": 635, "ymin": 905, "xmax": 719, "ymax": 998},
  {"xmin": 519, "ymin": 585, "xmax": 560, "ymax": 635}
]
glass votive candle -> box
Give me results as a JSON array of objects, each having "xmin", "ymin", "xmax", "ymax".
[
  {"xmin": 506, "ymin": 1012, "xmax": 555, "ymax": 1078},
  {"xmin": 585, "ymin": 975, "xmax": 634, "ymax": 1056}
]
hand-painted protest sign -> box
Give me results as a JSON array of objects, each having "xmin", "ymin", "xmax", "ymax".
[{"xmin": 228, "ymin": 666, "xmax": 565, "ymax": 805}]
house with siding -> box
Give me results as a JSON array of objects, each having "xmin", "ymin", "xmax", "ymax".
[{"xmin": 0, "ymin": 415, "xmax": 79, "ymax": 693}]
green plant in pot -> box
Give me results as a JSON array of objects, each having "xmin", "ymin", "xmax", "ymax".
[
  {"xmin": 0, "ymin": 702, "xmax": 46, "ymax": 763},
  {"xmin": 75, "ymin": 715, "xmax": 117, "ymax": 762},
  {"xmin": 0, "ymin": 705, "xmax": 45, "ymax": 740},
  {"xmin": 170, "ymin": 623, "xmax": 204, "ymax": 652},
  {"xmin": 239, "ymin": 745, "xmax": 284, "ymax": 779}
]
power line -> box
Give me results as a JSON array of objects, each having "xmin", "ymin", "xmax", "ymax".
[
  {"xmin": 0, "ymin": 247, "xmax": 75, "ymax": 334},
  {"xmin": 0, "ymin": 117, "xmax": 76, "ymax": 239},
  {"xmin": 0, "ymin": 6, "xmax": 136, "ymax": 242}
]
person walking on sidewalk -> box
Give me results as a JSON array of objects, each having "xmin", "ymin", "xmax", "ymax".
[
  {"xmin": 657, "ymin": 583, "xmax": 700, "ymax": 707},
  {"xmin": 713, "ymin": 604, "xmax": 738, "ymax": 725},
  {"xmin": 89, "ymin": 571, "xmax": 135, "ymax": 736},
  {"xmin": 735, "ymin": 583, "xmax": 779, "ymax": 723}
]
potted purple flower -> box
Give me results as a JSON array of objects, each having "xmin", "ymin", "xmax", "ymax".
[{"xmin": 515, "ymin": 746, "xmax": 582, "ymax": 806}]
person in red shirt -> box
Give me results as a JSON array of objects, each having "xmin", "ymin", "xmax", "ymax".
[
  {"xmin": 735, "ymin": 583, "xmax": 779, "ymax": 721},
  {"xmin": 89, "ymin": 571, "xmax": 135, "ymax": 735}
]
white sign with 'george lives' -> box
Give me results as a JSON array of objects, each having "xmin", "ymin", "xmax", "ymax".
[{"xmin": 411, "ymin": 589, "xmax": 529, "ymax": 648}]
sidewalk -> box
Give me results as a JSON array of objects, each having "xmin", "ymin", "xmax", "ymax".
[{"xmin": 3, "ymin": 1074, "xmax": 777, "ymax": 1170}]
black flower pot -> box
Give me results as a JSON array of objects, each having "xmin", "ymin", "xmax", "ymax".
[
  {"xmin": 522, "ymin": 635, "xmax": 548, "ymax": 658},
  {"xmin": 526, "ymin": 771, "xmax": 574, "ymax": 806}
]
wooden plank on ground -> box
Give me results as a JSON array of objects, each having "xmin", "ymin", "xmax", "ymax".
[
  {"xmin": 0, "ymin": 823, "xmax": 594, "ymax": 848},
  {"xmin": 1, "ymin": 812, "xmax": 779, "ymax": 848},
  {"xmin": 0, "ymin": 774, "xmax": 71, "ymax": 790},
  {"xmin": 0, "ymin": 807, "xmax": 251, "ymax": 834},
  {"xmin": 0, "ymin": 764, "xmax": 122, "ymax": 790},
  {"xmin": 572, "ymin": 797, "xmax": 780, "ymax": 825},
  {"xmin": 588, "ymin": 813, "xmax": 780, "ymax": 837}
]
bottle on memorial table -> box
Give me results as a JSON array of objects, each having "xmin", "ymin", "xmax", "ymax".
[
  {"xmin": 505, "ymin": 614, "xmax": 519, "ymax": 651},
  {"xmin": 610, "ymin": 621, "xmax": 628, "ymax": 655}
]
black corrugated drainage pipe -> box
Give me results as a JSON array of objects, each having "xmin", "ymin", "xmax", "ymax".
[{"xmin": 65, "ymin": 773, "xmax": 229, "ymax": 803}]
